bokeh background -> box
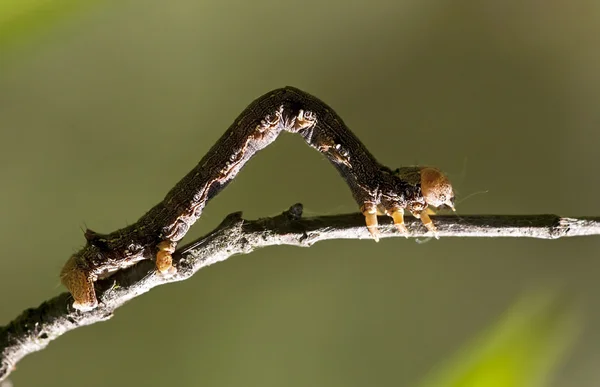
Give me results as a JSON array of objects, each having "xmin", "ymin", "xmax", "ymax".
[{"xmin": 1, "ymin": 0, "xmax": 599, "ymax": 386}]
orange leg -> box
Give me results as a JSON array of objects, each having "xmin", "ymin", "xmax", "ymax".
[
  {"xmin": 390, "ymin": 208, "xmax": 409, "ymax": 237},
  {"xmin": 419, "ymin": 210, "xmax": 439, "ymax": 239},
  {"xmin": 361, "ymin": 203, "xmax": 380, "ymax": 242},
  {"xmin": 60, "ymin": 256, "xmax": 98, "ymax": 311},
  {"xmin": 156, "ymin": 240, "xmax": 177, "ymax": 275}
]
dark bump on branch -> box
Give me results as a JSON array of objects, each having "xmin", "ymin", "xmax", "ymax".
[
  {"xmin": 285, "ymin": 203, "xmax": 304, "ymax": 220},
  {"xmin": 219, "ymin": 211, "xmax": 244, "ymax": 227},
  {"xmin": 1, "ymin": 208, "xmax": 600, "ymax": 381}
]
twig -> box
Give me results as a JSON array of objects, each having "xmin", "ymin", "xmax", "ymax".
[{"xmin": 1, "ymin": 203, "xmax": 598, "ymax": 381}]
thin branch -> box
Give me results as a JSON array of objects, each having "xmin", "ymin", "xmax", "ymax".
[{"xmin": 1, "ymin": 204, "xmax": 599, "ymax": 381}]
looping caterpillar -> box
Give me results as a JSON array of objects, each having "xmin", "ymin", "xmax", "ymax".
[{"xmin": 61, "ymin": 86, "xmax": 455, "ymax": 311}]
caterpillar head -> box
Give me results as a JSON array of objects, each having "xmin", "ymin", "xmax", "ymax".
[{"xmin": 419, "ymin": 167, "xmax": 455, "ymax": 210}]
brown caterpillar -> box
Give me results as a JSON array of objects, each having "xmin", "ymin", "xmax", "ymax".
[{"xmin": 61, "ymin": 86, "xmax": 455, "ymax": 311}]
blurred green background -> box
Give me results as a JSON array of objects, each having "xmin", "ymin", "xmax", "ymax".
[{"xmin": 1, "ymin": 0, "xmax": 599, "ymax": 386}]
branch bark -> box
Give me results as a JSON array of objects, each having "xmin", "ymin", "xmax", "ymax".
[{"xmin": 1, "ymin": 203, "xmax": 599, "ymax": 381}]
